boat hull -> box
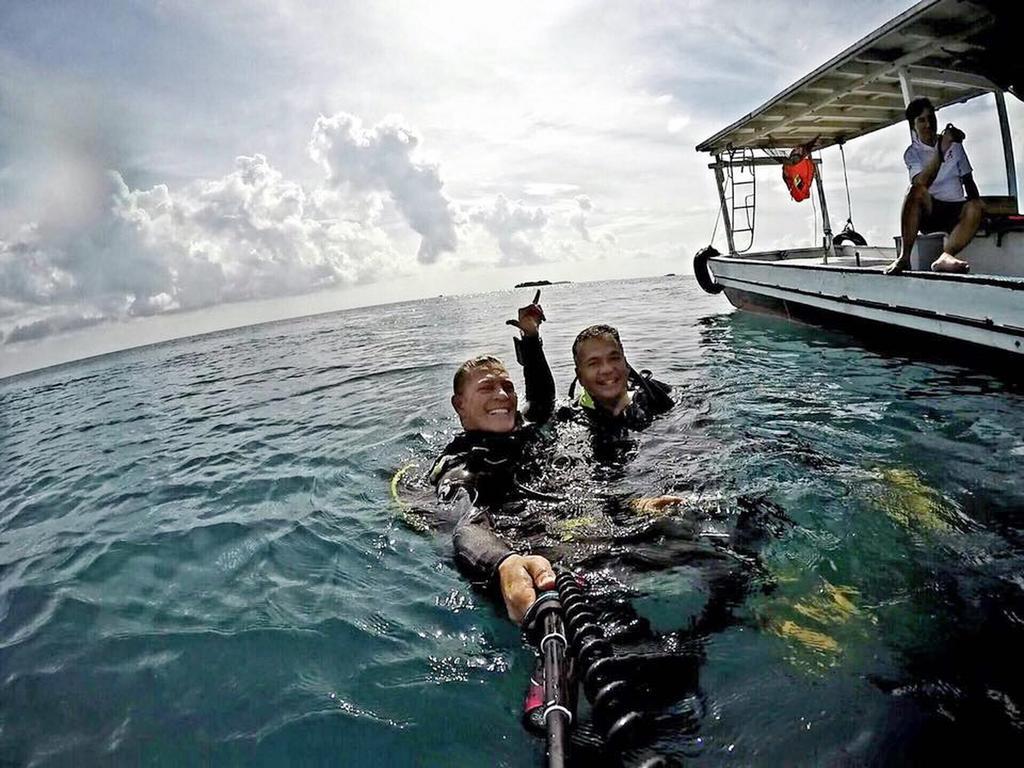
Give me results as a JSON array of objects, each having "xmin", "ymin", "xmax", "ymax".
[{"xmin": 708, "ymin": 256, "xmax": 1024, "ymax": 363}]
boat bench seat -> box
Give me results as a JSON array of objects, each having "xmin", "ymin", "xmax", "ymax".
[
  {"xmin": 979, "ymin": 214, "xmax": 1024, "ymax": 246},
  {"xmin": 899, "ymin": 204, "xmax": 1024, "ymax": 268},
  {"xmin": 976, "ymin": 195, "xmax": 1022, "ymax": 245}
]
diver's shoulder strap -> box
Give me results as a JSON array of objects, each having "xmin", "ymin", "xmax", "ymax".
[{"xmin": 629, "ymin": 367, "xmax": 673, "ymax": 413}]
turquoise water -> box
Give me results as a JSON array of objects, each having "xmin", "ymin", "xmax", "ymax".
[{"xmin": 2, "ymin": 277, "xmax": 1023, "ymax": 765}]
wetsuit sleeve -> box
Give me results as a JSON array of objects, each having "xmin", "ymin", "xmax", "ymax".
[
  {"xmin": 451, "ymin": 491, "xmax": 514, "ymax": 586},
  {"xmin": 517, "ymin": 334, "xmax": 555, "ymax": 426},
  {"xmin": 432, "ymin": 460, "xmax": 514, "ymax": 588}
]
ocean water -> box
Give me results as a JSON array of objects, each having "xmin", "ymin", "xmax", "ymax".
[{"xmin": 2, "ymin": 276, "xmax": 1023, "ymax": 766}]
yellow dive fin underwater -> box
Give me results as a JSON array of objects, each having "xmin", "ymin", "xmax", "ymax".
[
  {"xmin": 757, "ymin": 570, "xmax": 877, "ymax": 675},
  {"xmin": 870, "ymin": 467, "xmax": 963, "ymax": 533}
]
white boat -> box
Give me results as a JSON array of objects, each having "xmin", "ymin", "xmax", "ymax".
[{"xmin": 693, "ymin": 0, "xmax": 1023, "ymax": 363}]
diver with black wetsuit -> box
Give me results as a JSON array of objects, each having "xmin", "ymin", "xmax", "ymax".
[
  {"xmin": 429, "ymin": 293, "xmax": 560, "ymax": 624},
  {"xmin": 558, "ymin": 324, "xmax": 674, "ymax": 437},
  {"xmin": 423, "ymin": 314, "xmax": 791, "ymax": 763},
  {"xmin": 430, "ymin": 318, "xmax": 743, "ymax": 625},
  {"xmin": 552, "ymin": 324, "xmax": 675, "ymax": 477}
]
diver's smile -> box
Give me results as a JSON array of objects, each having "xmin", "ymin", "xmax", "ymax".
[
  {"xmin": 453, "ymin": 365, "xmax": 519, "ymax": 433},
  {"xmin": 594, "ymin": 372, "xmax": 623, "ymax": 387}
]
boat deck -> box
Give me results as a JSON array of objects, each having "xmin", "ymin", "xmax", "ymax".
[{"xmin": 732, "ymin": 238, "xmax": 1024, "ymax": 282}]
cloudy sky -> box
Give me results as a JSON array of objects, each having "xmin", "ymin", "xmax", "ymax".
[{"xmin": 1, "ymin": 0, "xmax": 1021, "ymax": 376}]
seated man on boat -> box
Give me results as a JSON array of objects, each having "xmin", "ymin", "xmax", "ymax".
[
  {"xmin": 558, "ymin": 324, "xmax": 674, "ymax": 438},
  {"xmin": 885, "ymin": 97, "xmax": 984, "ymax": 275},
  {"xmin": 429, "ymin": 294, "xmax": 558, "ymax": 624}
]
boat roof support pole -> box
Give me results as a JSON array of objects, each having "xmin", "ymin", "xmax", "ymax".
[
  {"xmin": 898, "ymin": 67, "xmax": 916, "ymax": 143},
  {"xmin": 897, "ymin": 67, "xmax": 915, "ymax": 106},
  {"xmin": 712, "ymin": 156, "xmax": 737, "ymax": 254},
  {"xmin": 813, "ymin": 159, "xmax": 834, "ymax": 262},
  {"xmin": 994, "ymin": 91, "xmax": 1018, "ymax": 201}
]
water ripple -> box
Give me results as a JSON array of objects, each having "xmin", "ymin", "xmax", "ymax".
[{"xmin": 2, "ymin": 279, "xmax": 1023, "ymax": 764}]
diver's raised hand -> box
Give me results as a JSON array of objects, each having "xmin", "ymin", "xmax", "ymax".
[
  {"xmin": 498, "ymin": 553, "xmax": 556, "ymax": 624},
  {"xmin": 505, "ymin": 289, "xmax": 546, "ymax": 337}
]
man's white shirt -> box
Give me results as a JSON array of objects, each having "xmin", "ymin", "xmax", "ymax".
[{"xmin": 904, "ymin": 135, "xmax": 972, "ymax": 202}]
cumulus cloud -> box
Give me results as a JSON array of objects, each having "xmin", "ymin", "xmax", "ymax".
[
  {"xmin": 666, "ymin": 115, "xmax": 690, "ymax": 134},
  {"xmin": 0, "ymin": 102, "xmax": 634, "ymax": 345},
  {"xmin": 0, "ymin": 111, "xmax": 480, "ymax": 343},
  {"xmin": 0, "ymin": 148, "xmax": 403, "ymax": 342},
  {"xmin": 523, "ymin": 182, "xmax": 580, "ymax": 197},
  {"xmin": 5, "ymin": 313, "xmax": 106, "ymax": 344},
  {"xmin": 471, "ymin": 194, "xmax": 548, "ymax": 264},
  {"xmin": 569, "ymin": 194, "xmax": 592, "ymax": 241},
  {"xmin": 308, "ymin": 113, "xmax": 458, "ymax": 263}
]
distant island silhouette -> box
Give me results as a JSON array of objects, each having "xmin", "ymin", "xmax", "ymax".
[{"xmin": 514, "ymin": 279, "xmax": 571, "ymax": 288}]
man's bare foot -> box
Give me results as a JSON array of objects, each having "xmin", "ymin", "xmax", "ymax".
[
  {"xmin": 884, "ymin": 257, "xmax": 909, "ymax": 275},
  {"xmin": 930, "ymin": 253, "xmax": 970, "ymax": 273}
]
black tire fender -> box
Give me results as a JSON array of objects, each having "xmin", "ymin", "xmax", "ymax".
[
  {"xmin": 693, "ymin": 246, "xmax": 723, "ymax": 294},
  {"xmin": 833, "ymin": 229, "xmax": 867, "ymax": 247}
]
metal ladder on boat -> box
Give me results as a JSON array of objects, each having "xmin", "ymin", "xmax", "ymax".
[{"xmin": 727, "ymin": 148, "xmax": 756, "ymax": 253}]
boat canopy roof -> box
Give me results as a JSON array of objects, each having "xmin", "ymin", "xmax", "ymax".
[{"xmin": 697, "ymin": 0, "xmax": 1020, "ymax": 155}]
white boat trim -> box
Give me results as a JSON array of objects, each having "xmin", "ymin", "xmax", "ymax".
[{"xmin": 709, "ymin": 257, "xmax": 1024, "ymax": 355}]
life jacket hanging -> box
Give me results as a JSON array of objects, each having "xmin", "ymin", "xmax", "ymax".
[{"xmin": 782, "ymin": 155, "xmax": 815, "ymax": 202}]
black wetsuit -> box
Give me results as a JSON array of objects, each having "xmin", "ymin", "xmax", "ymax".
[
  {"xmin": 557, "ymin": 369, "xmax": 674, "ymax": 435},
  {"xmin": 429, "ymin": 350, "xmax": 784, "ymax": 614},
  {"xmin": 431, "ymin": 355, "xmax": 683, "ymax": 592},
  {"xmin": 427, "ymin": 347, "xmax": 787, "ymax": 758},
  {"xmin": 430, "ymin": 333, "xmax": 556, "ymax": 589}
]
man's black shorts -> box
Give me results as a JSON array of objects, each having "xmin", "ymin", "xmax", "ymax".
[{"xmin": 920, "ymin": 198, "xmax": 965, "ymax": 234}]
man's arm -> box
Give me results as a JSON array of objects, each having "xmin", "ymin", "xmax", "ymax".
[
  {"xmin": 508, "ymin": 293, "xmax": 555, "ymax": 426},
  {"xmin": 909, "ymin": 128, "xmax": 957, "ymax": 190},
  {"xmin": 434, "ymin": 463, "xmax": 555, "ymax": 623},
  {"xmin": 954, "ymin": 142, "xmax": 979, "ymax": 201},
  {"xmin": 433, "ymin": 459, "xmax": 513, "ymax": 580},
  {"xmin": 963, "ymin": 173, "xmax": 980, "ymax": 201},
  {"xmin": 447, "ymin": 488, "xmax": 514, "ymax": 583},
  {"xmin": 910, "ymin": 146, "xmax": 943, "ymax": 190},
  {"xmin": 518, "ymin": 334, "xmax": 555, "ymax": 426},
  {"xmin": 452, "ymin": 498, "xmax": 555, "ymax": 623}
]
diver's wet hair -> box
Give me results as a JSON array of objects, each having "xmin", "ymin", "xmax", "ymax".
[
  {"xmin": 453, "ymin": 355, "xmax": 507, "ymax": 394},
  {"xmin": 572, "ymin": 324, "xmax": 623, "ymax": 361},
  {"xmin": 905, "ymin": 97, "xmax": 935, "ymax": 131}
]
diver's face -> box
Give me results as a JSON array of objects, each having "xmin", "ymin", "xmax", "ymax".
[
  {"xmin": 913, "ymin": 108, "xmax": 937, "ymax": 145},
  {"xmin": 452, "ymin": 366, "xmax": 518, "ymax": 432},
  {"xmin": 575, "ymin": 337, "xmax": 628, "ymax": 407}
]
